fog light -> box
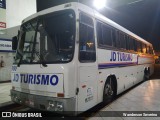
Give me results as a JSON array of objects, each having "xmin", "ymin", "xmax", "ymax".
[
  {"xmin": 15, "ymin": 96, "xmax": 21, "ymax": 103},
  {"xmin": 19, "ymin": 100, "xmax": 22, "ymax": 103},
  {"xmin": 47, "ymin": 101, "xmax": 55, "ymax": 111},
  {"xmin": 55, "ymin": 102, "xmax": 63, "ymax": 111},
  {"xmin": 49, "ymin": 101, "xmax": 55, "ymax": 107},
  {"xmin": 14, "ymin": 96, "xmax": 18, "ymax": 102}
]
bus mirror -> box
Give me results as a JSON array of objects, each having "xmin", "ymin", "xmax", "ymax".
[{"xmin": 12, "ymin": 36, "xmax": 18, "ymax": 50}]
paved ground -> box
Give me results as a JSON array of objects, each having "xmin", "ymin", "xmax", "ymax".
[
  {"xmin": 88, "ymin": 79, "xmax": 160, "ymax": 120},
  {"xmin": 0, "ymin": 80, "xmax": 160, "ymax": 119},
  {"xmin": 0, "ymin": 83, "xmax": 13, "ymax": 107}
]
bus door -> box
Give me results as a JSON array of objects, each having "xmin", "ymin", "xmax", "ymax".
[{"xmin": 77, "ymin": 12, "xmax": 98, "ymax": 111}]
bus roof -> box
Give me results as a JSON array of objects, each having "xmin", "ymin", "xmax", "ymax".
[
  {"xmin": 22, "ymin": 2, "xmax": 152, "ymax": 46},
  {"xmin": 93, "ymin": 11, "xmax": 152, "ymax": 46},
  {"xmin": 77, "ymin": 3, "xmax": 152, "ymax": 46}
]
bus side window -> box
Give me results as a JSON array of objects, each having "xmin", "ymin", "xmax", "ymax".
[
  {"xmin": 79, "ymin": 13, "xmax": 96, "ymax": 62},
  {"xmin": 129, "ymin": 37, "xmax": 134, "ymax": 51},
  {"xmin": 102, "ymin": 24, "xmax": 112, "ymax": 46},
  {"xmin": 148, "ymin": 46, "xmax": 151, "ymax": 54},
  {"xmin": 112, "ymin": 29, "xmax": 116, "ymax": 47},
  {"xmin": 125, "ymin": 35, "xmax": 129, "ymax": 50},
  {"xmin": 126, "ymin": 35, "xmax": 129, "ymax": 50},
  {"xmin": 149, "ymin": 46, "xmax": 153, "ymax": 55},
  {"xmin": 97, "ymin": 21, "xmax": 113, "ymax": 47},
  {"xmin": 116, "ymin": 31, "xmax": 120, "ymax": 48},
  {"xmin": 151, "ymin": 47, "xmax": 154, "ymax": 55},
  {"xmin": 137, "ymin": 41, "xmax": 142, "ymax": 53},
  {"xmin": 119, "ymin": 32, "xmax": 126, "ymax": 50},
  {"xmin": 96, "ymin": 22, "xmax": 103, "ymax": 45},
  {"xmin": 146, "ymin": 46, "xmax": 149, "ymax": 54},
  {"xmin": 142, "ymin": 43, "xmax": 146, "ymax": 53},
  {"xmin": 134, "ymin": 39, "xmax": 137, "ymax": 52}
]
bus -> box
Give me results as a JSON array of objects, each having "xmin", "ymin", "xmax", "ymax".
[{"xmin": 11, "ymin": 2, "xmax": 154, "ymax": 115}]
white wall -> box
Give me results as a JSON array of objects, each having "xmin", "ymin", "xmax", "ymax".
[
  {"xmin": 0, "ymin": 0, "xmax": 36, "ymax": 82},
  {"xmin": 6, "ymin": 0, "xmax": 37, "ymax": 28},
  {"xmin": 0, "ymin": 52, "xmax": 14, "ymax": 82}
]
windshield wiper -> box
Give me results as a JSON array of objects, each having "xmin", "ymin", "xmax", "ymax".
[
  {"xmin": 17, "ymin": 50, "xmax": 23, "ymax": 67},
  {"xmin": 40, "ymin": 54, "xmax": 48, "ymax": 67},
  {"xmin": 33, "ymin": 49, "xmax": 47, "ymax": 67},
  {"xmin": 17, "ymin": 49, "xmax": 47, "ymax": 67}
]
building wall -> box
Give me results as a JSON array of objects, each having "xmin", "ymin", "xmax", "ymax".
[
  {"xmin": 0, "ymin": 52, "xmax": 14, "ymax": 82},
  {"xmin": 0, "ymin": 26, "xmax": 20, "ymax": 39},
  {"xmin": 0, "ymin": 0, "xmax": 6, "ymax": 30},
  {"xmin": 6, "ymin": 0, "xmax": 37, "ymax": 28}
]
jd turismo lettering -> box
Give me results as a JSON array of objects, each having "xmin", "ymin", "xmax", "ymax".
[
  {"xmin": 110, "ymin": 51, "xmax": 133, "ymax": 62},
  {"xmin": 13, "ymin": 74, "xmax": 59, "ymax": 86}
]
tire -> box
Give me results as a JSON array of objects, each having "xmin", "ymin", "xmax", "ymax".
[
  {"xmin": 144, "ymin": 68, "xmax": 150, "ymax": 81},
  {"xmin": 103, "ymin": 77, "xmax": 116, "ymax": 104}
]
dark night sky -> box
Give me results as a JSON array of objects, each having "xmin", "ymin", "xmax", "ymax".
[
  {"xmin": 37, "ymin": 0, "xmax": 160, "ymax": 51},
  {"xmin": 104, "ymin": 0, "xmax": 160, "ymax": 51}
]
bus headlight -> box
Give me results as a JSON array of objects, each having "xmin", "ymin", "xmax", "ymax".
[
  {"xmin": 14, "ymin": 96, "xmax": 21, "ymax": 103},
  {"xmin": 14, "ymin": 96, "xmax": 18, "ymax": 102},
  {"xmin": 47, "ymin": 100, "xmax": 56, "ymax": 110}
]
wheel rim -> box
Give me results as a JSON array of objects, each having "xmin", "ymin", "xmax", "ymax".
[
  {"xmin": 104, "ymin": 83, "xmax": 113, "ymax": 96},
  {"xmin": 103, "ymin": 78, "xmax": 115, "ymax": 103}
]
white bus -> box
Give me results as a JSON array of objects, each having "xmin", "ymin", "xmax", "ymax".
[{"xmin": 11, "ymin": 2, "xmax": 154, "ymax": 115}]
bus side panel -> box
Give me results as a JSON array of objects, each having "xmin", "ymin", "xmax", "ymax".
[
  {"xmin": 97, "ymin": 68, "xmax": 111, "ymax": 103},
  {"xmin": 97, "ymin": 49, "xmax": 138, "ymax": 101},
  {"xmin": 138, "ymin": 55, "xmax": 155, "ymax": 77}
]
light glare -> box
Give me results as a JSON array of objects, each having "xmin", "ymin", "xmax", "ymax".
[{"xmin": 93, "ymin": 0, "xmax": 106, "ymax": 9}]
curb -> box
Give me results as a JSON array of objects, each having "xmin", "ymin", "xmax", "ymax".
[{"xmin": 0, "ymin": 102, "xmax": 21, "ymax": 111}]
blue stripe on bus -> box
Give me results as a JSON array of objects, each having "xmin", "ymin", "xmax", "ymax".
[{"xmin": 98, "ymin": 62, "xmax": 137, "ymax": 69}]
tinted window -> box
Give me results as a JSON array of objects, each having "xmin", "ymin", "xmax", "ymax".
[
  {"xmin": 137, "ymin": 41, "xmax": 142, "ymax": 52},
  {"xmin": 112, "ymin": 29, "xmax": 117, "ymax": 47},
  {"xmin": 116, "ymin": 31, "xmax": 120, "ymax": 48},
  {"xmin": 102, "ymin": 24, "xmax": 112, "ymax": 46},
  {"xmin": 97, "ymin": 21, "xmax": 112, "ymax": 47},
  {"xmin": 151, "ymin": 47, "xmax": 154, "ymax": 54},
  {"xmin": 146, "ymin": 46, "xmax": 150, "ymax": 54},
  {"xmin": 97, "ymin": 22, "xmax": 103, "ymax": 45},
  {"xmin": 142, "ymin": 43, "xmax": 147, "ymax": 53},
  {"xmin": 119, "ymin": 32, "xmax": 126, "ymax": 49},
  {"xmin": 129, "ymin": 37, "xmax": 134, "ymax": 51},
  {"xmin": 134, "ymin": 39, "xmax": 137, "ymax": 51},
  {"xmin": 15, "ymin": 10, "xmax": 75, "ymax": 64},
  {"xmin": 149, "ymin": 46, "xmax": 153, "ymax": 54},
  {"xmin": 80, "ymin": 13, "xmax": 93, "ymax": 26},
  {"xmin": 79, "ymin": 13, "xmax": 96, "ymax": 62},
  {"xmin": 125, "ymin": 35, "xmax": 129, "ymax": 50}
]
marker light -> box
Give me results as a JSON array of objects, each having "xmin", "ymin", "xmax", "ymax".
[{"xmin": 93, "ymin": 0, "xmax": 107, "ymax": 9}]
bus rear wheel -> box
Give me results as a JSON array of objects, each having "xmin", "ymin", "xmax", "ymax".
[
  {"xmin": 144, "ymin": 68, "xmax": 150, "ymax": 81},
  {"xmin": 103, "ymin": 78, "xmax": 115, "ymax": 104}
]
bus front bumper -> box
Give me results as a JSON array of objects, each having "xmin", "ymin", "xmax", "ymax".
[{"xmin": 10, "ymin": 90, "xmax": 76, "ymax": 114}]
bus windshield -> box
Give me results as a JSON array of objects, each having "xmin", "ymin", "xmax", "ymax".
[{"xmin": 14, "ymin": 10, "xmax": 75, "ymax": 65}]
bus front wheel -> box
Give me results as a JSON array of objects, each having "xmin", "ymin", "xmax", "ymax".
[{"xmin": 103, "ymin": 77, "xmax": 116, "ymax": 104}]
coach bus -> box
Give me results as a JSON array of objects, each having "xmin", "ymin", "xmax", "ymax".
[{"xmin": 11, "ymin": 2, "xmax": 154, "ymax": 115}]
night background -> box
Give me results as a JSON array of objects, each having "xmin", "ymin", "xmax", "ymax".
[{"xmin": 37, "ymin": 0, "xmax": 160, "ymax": 52}]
